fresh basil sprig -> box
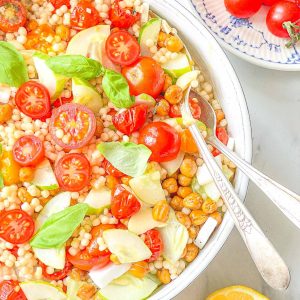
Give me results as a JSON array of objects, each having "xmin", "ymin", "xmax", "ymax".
[
  {"xmin": 46, "ymin": 55, "xmax": 105, "ymax": 80},
  {"xmin": 30, "ymin": 203, "xmax": 89, "ymax": 249},
  {"xmin": 98, "ymin": 142, "xmax": 152, "ymax": 177},
  {"xmin": 102, "ymin": 69, "xmax": 134, "ymax": 108},
  {"xmin": 0, "ymin": 42, "xmax": 28, "ymax": 87}
]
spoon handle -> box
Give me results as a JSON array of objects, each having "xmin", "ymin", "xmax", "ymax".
[
  {"xmin": 189, "ymin": 124, "xmax": 290, "ymax": 290},
  {"xmin": 209, "ymin": 136, "xmax": 300, "ymax": 230}
]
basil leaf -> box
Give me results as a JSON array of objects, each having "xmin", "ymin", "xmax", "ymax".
[
  {"xmin": 0, "ymin": 42, "xmax": 28, "ymax": 87},
  {"xmin": 46, "ymin": 55, "xmax": 105, "ymax": 80},
  {"xmin": 102, "ymin": 69, "xmax": 134, "ymax": 108},
  {"xmin": 98, "ymin": 142, "xmax": 151, "ymax": 177},
  {"xmin": 30, "ymin": 203, "xmax": 89, "ymax": 249}
]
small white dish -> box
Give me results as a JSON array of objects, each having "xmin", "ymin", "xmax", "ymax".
[{"xmin": 191, "ymin": 0, "xmax": 300, "ymax": 71}]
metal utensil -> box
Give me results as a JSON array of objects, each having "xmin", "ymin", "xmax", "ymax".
[{"xmin": 181, "ymin": 86, "xmax": 290, "ymax": 290}]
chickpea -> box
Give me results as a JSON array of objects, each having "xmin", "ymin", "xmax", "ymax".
[
  {"xmin": 95, "ymin": 116, "xmax": 104, "ymax": 138},
  {"xmin": 152, "ymin": 200, "xmax": 170, "ymax": 223},
  {"xmin": 184, "ymin": 243, "xmax": 199, "ymax": 262},
  {"xmin": 157, "ymin": 268, "xmax": 171, "ymax": 284},
  {"xmin": 106, "ymin": 175, "xmax": 119, "ymax": 190},
  {"xmin": 162, "ymin": 178, "xmax": 178, "ymax": 194},
  {"xmin": 215, "ymin": 109, "xmax": 225, "ymax": 123},
  {"xmin": 26, "ymin": 20, "xmax": 39, "ymax": 31},
  {"xmin": 1, "ymin": 150, "xmax": 20, "ymax": 185},
  {"xmin": 0, "ymin": 104, "xmax": 13, "ymax": 124},
  {"xmin": 156, "ymin": 99, "xmax": 170, "ymax": 116},
  {"xmin": 77, "ymin": 283, "xmax": 97, "ymax": 299},
  {"xmin": 164, "ymin": 85, "xmax": 183, "ymax": 105},
  {"xmin": 49, "ymin": 189, "xmax": 59, "ymax": 196},
  {"xmin": 163, "ymin": 74, "xmax": 173, "ymax": 92},
  {"xmin": 55, "ymin": 24, "xmax": 70, "ymax": 41},
  {"xmin": 165, "ymin": 35, "xmax": 184, "ymax": 52},
  {"xmin": 210, "ymin": 211, "xmax": 223, "ymax": 225},
  {"xmin": 181, "ymin": 246, "xmax": 187, "ymax": 258},
  {"xmin": 202, "ymin": 198, "xmax": 218, "ymax": 214},
  {"xmin": 17, "ymin": 187, "xmax": 34, "ymax": 203},
  {"xmin": 169, "ymin": 195, "xmax": 184, "ymax": 211},
  {"xmin": 178, "ymin": 174, "xmax": 192, "ymax": 187},
  {"xmin": 176, "ymin": 211, "xmax": 191, "ymax": 228},
  {"xmin": 177, "ymin": 186, "xmax": 192, "ymax": 198},
  {"xmin": 168, "ymin": 170, "xmax": 179, "ymax": 180},
  {"xmin": 183, "ymin": 193, "xmax": 202, "ymax": 210},
  {"xmin": 188, "ymin": 226, "xmax": 199, "ymax": 240},
  {"xmin": 180, "ymin": 158, "xmax": 197, "ymax": 178},
  {"xmin": 158, "ymin": 31, "xmax": 168, "ymax": 47},
  {"xmin": 19, "ymin": 167, "xmax": 34, "ymax": 182},
  {"xmin": 190, "ymin": 210, "xmax": 208, "ymax": 226},
  {"xmin": 121, "ymin": 175, "xmax": 131, "ymax": 186},
  {"xmin": 129, "ymin": 261, "xmax": 149, "ymax": 278}
]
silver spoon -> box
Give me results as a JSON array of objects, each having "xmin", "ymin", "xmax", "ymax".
[{"xmin": 181, "ymin": 86, "xmax": 290, "ymax": 290}]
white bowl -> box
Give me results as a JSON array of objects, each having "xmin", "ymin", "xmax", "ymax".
[{"xmin": 146, "ymin": 0, "xmax": 252, "ymax": 299}]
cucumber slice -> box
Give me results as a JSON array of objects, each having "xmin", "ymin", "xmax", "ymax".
[
  {"xmin": 176, "ymin": 70, "xmax": 200, "ymax": 91},
  {"xmin": 33, "ymin": 247, "xmax": 65, "ymax": 270},
  {"xmin": 129, "ymin": 171, "xmax": 165, "ymax": 206},
  {"xmin": 103, "ymin": 229, "xmax": 152, "ymax": 263},
  {"xmin": 161, "ymin": 151, "xmax": 184, "ymax": 176},
  {"xmin": 134, "ymin": 93, "xmax": 156, "ymax": 107},
  {"xmin": 31, "ymin": 159, "xmax": 59, "ymax": 190},
  {"xmin": 98, "ymin": 273, "xmax": 159, "ymax": 300},
  {"xmin": 72, "ymin": 77, "xmax": 103, "ymax": 113},
  {"xmin": 84, "ymin": 186, "xmax": 111, "ymax": 215},
  {"xmin": 20, "ymin": 281, "xmax": 67, "ymax": 300},
  {"xmin": 204, "ymin": 181, "xmax": 221, "ymax": 201},
  {"xmin": 196, "ymin": 155, "xmax": 222, "ymax": 186},
  {"xmin": 33, "ymin": 52, "xmax": 67, "ymax": 101},
  {"xmin": 89, "ymin": 263, "xmax": 131, "ymax": 289},
  {"xmin": 138, "ymin": 18, "xmax": 161, "ymax": 56},
  {"xmin": 162, "ymin": 53, "xmax": 192, "ymax": 78}
]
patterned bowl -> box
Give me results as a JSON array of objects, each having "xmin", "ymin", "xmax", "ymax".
[{"xmin": 191, "ymin": 0, "xmax": 300, "ymax": 71}]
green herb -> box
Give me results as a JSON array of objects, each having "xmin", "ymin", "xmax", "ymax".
[
  {"xmin": 98, "ymin": 142, "xmax": 152, "ymax": 177},
  {"xmin": 283, "ymin": 21, "xmax": 300, "ymax": 48},
  {"xmin": 30, "ymin": 203, "xmax": 89, "ymax": 249},
  {"xmin": 0, "ymin": 42, "xmax": 28, "ymax": 87},
  {"xmin": 46, "ymin": 55, "xmax": 105, "ymax": 80},
  {"xmin": 102, "ymin": 69, "xmax": 134, "ymax": 108}
]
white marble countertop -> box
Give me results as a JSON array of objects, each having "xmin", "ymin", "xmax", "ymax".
[{"xmin": 174, "ymin": 1, "xmax": 300, "ymax": 299}]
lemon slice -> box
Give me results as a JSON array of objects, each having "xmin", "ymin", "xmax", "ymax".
[{"xmin": 206, "ymin": 285, "xmax": 270, "ymax": 300}]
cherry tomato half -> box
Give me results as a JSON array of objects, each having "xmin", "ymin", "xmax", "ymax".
[
  {"xmin": 87, "ymin": 224, "xmax": 116, "ymax": 257},
  {"xmin": 102, "ymin": 159, "xmax": 124, "ymax": 177},
  {"xmin": 39, "ymin": 260, "xmax": 72, "ymax": 281},
  {"xmin": 109, "ymin": 0, "xmax": 140, "ymax": 29},
  {"xmin": 50, "ymin": 0, "xmax": 70, "ymax": 9},
  {"xmin": 0, "ymin": 280, "xmax": 26, "ymax": 300},
  {"xmin": 50, "ymin": 103, "xmax": 96, "ymax": 149},
  {"xmin": 71, "ymin": 1, "xmax": 100, "ymax": 30},
  {"xmin": 67, "ymin": 248, "xmax": 110, "ymax": 271},
  {"xmin": 189, "ymin": 98, "xmax": 201, "ymax": 119},
  {"xmin": 224, "ymin": 0, "xmax": 262, "ymax": 18},
  {"xmin": 0, "ymin": 0, "xmax": 27, "ymax": 33},
  {"xmin": 263, "ymin": 0, "xmax": 279, "ymax": 5},
  {"xmin": 212, "ymin": 127, "xmax": 229, "ymax": 157},
  {"xmin": 266, "ymin": 1, "xmax": 300, "ymax": 38},
  {"xmin": 169, "ymin": 104, "xmax": 182, "ymax": 118},
  {"xmin": 12, "ymin": 135, "xmax": 44, "ymax": 167},
  {"xmin": 106, "ymin": 30, "xmax": 140, "ymax": 66},
  {"xmin": 111, "ymin": 184, "xmax": 141, "ymax": 219},
  {"xmin": 0, "ymin": 209, "xmax": 34, "ymax": 244},
  {"xmin": 55, "ymin": 153, "xmax": 91, "ymax": 192},
  {"xmin": 138, "ymin": 121, "xmax": 181, "ymax": 162},
  {"xmin": 15, "ymin": 81, "xmax": 51, "ymax": 120},
  {"xmin": 52, "ymin": 95, "xmax": 73, "ymax": 108},
  {"xmin": 122, "ymin": 57, "xmax": 165, "ymax": 98},
  {"xmin": 144, "ymin": 229, "xmax": 164, "ymax": 262},
  {"xmin": 112, "ymin": 104, "xmax": 148, "ymax": 135}
]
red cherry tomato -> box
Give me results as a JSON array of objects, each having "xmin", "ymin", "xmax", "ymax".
[
  {"xmin": 138, "ymin": 121, "xmax": 181, "ymax": 162},
  {"xmin": 263, "ymin": 0, "xmax": 279, "ymax": 5},
  {"xmin": 0, "ymin": 209, "xmax": 34, "ymax": 244},
  {"xmin": 224, "ymin": 0, "xmax": 262, "ymax": 18},
  {"xmin": 0, "ymin": 0, "xmax": 27, "ymax": 33},
  {"xmin": 50, "ymin": 103, "xmax": 96, "ymax": 150},
  {"xmin": 55, "ymin": 153, "xmax": 91, "ymax": 192},
  {"xmin": 71, "ymin": 1, "xmax": 100, "ymax": 30},
  {"xmin": 189, "ymin": 98, "xmax": 201, "ymax": 119},
  {"xmin": 67, "ymin": 248, "xmax": 110, "ymax": 271},
  {"xmin": 112, "ymin": 104, "xmax": 148, "ymax": 135},
  {"xmin": 212, "ymin": 127, "xmax": 229, "ymax": 157},
  {"xmin": 111, "ymin": 184, "xmax": 141, "ymax": 219},
  {"xmin": 109, "ymin": 0, "xmax": 140, "ymax": 29},
  {"xmin": 169, "ymin": 105, "xmax": 182, "ymax": 118},
  {"xmin": 266, "ymin": 1, "xmax": 300, "ymax": 38},
  {"xmin": 87, "ymin": 224, "xmax": 116, "ymax": 257},
  {"xmin": 144, "ymin": 229, "xmax": 164, "ymax": 262},
  {"xmin": 0, "ymin": 280, "xmax": 27, "ymax": 300},
  {"xmin": 53, "ymin": 95, "xmax": 73, "ymax": 108},
  {"xmin": 39, "ymin": 260, "xmax": 72, "ymax": 280},
  {"xmin": 106, "ymin": 31, "xmax": 140, "ymax": 66},
  {"xmin": 102, "ymin": 159, "xmax": 124, "ymax": 177},
  {"xmin": 15, "ymin": 81, "xmax": 51, "ymax": 120},
  {"xmin": 122, "ymin": 57, "xmax": 165, "ymax": 98},
  {"xmin": 50, "ymin": 0, "xmax": 70, "ymax": 9},
  {"xmin": 12, "ymin": 135, "xmax": 44, "ymax": 167}
]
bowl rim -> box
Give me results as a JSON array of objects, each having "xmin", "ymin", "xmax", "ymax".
[{"xmin": 145, "ymin": 0, "xmax": 253, "ymax": 299}]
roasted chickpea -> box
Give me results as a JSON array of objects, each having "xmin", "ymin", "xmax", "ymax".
[
  {"xmin": 210, "ymin": 211, "xmax": 223, "ymax": 225},
  {"xmin": 169, "ymin": 195, "xmax": 184, "ymax": 211},
  {"xmin": 55, "ymin": 24, "xmax": 70, "ymax": 41},
  {"xmin": 163, "ymin": 74, "xmax": 172, "ymax": 92},
  {"xmin": 106, "ymin": 175, "xmax": 119, "ymax": 190},
  {"xmin": 215, "ymin": 109, "xmax": 225, "ymax": 123},
  {"xmin": 129, "ymin": 261, "xmax": 149, "ymax": 278},
  {"xmin": 202, "ymin": 198, "xmax": 218, "ymax": 214},
  {"xmin": 178, "ymin": 174, "xmax": 192, "ymax": 187},
  {"xmin": 188, "ymin": 226, "xmax": 199, "ymax": 240},
  {"xmin": 17, "ymin": 187, "xmax": 33, "ymax": 203},
  {"xmin": 1, "ymin": 150, "xmax": 20, "ymax": 185},
  {"xmin": 152, "ymin": 200, "xmax": 170, "ymax": 223},
  {"xmin": 176, "ymin": 211, "xmax": 191, "ymax": 228},
  {"xmin": 177, "ymin": 186, "xmax": 192, "ymax": 198},
  {"xmin": 165, "ymin": 35, "xmax": 184, "ymax": 52},
  {"xmin": 158, "ymin": 31, "xmax": 168, "ymax": 47},
  {"xmin": 183, "ymin": 193, "xmax": 202, "ymax": 210},
  {"xmin": 157, "ymin": 268, "xmax": 171, "ymax": 284},
  {"xmin": 190, "ymin": 210, "xmax": 208, "ymax": 226},
  {"xmin": 184, "ymin": 243, "xmax": 199, "ymax": 262},
  {"xmin": 26, "ymin": 20, "xmax": 39, "ymax": 31},
  {"xmin": 180, "ymin": 158, "xmax": 197, "ymax": 178},
  {"xmin": 77, "ymin": 283, "xmax": 97, "ymax": 299},
  {"xmin": 164, "ymin": 85, "xmax": 183, "ymax": 105},
  {"xmin": 162, "ymin": 178, "xmax": 178, "ymax": 194},
  {"xmin": 95, "ymin": 116, "xmax": 104, "ymax": 138},
  {"xmin": 19, "ymin": 167, "xmax": 34, "ymax": 182},
  {"xmin": 0, "ymin": 104, "xmax": 13, "ymax": 124},
  {"xmin": 121, "ymin": 175, "xmax": 131, "ymax": 185},
  {"xmin": 156, "ymin": 99, "xmax": 170, "ymax": 116}
]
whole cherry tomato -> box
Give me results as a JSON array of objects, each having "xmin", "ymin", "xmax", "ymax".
[
  {"xmin": 0, "ymin": 280, "xmax": 26, "ymax": 300},
  {"xmin": 111, "ymin": 184, "xmax": 141, "ymax": 219},
  {"xmin": 122, "ymin": 57, "xmax": 165, "ymax": 98},
  {"xmin": 39, "ymin": 260, "xmax": 72, "ymax": 280},
  {"xmin": 212, "ymin": 127, "xmax": 229, "ymax": 156},
  {"xmin": 138, "ymin": 122, "xmax": 181, "ymax": 162},
  {"xmin": 224, "ymin": 0, "xmax": 262, "ymax": 18},
  {"xmin": 102, "ymin": 159, "xmax": 124, "ymax": 177},
  {"xmin": 144, "ymin": 229, "xmax": 164, "ymax": 262},
  {"xmin": 112, "ymin": 104, "xmax": 148, "ymax": 135}
]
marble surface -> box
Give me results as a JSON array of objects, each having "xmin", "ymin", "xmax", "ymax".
[{"xmin": 174, "ymin": 1, "xmax": 300, "ymax": 299}]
